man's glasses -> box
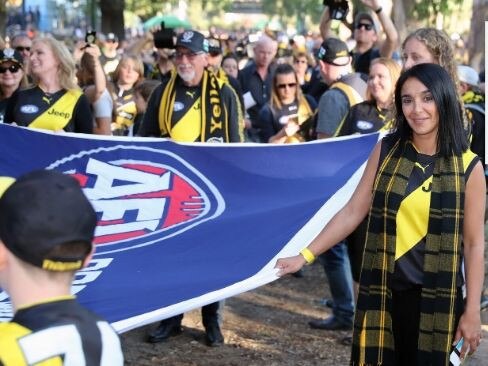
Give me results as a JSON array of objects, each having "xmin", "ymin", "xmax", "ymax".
[
  {"xmin": 355, "ymin": 23, "xmax": 374, "ymax": 31},
  {"xmin": 277, "ymin": 83, "xmax": 297, "ymax": 90},
  {"xmin": 175, "ymin": 51, "xmax": 204, "ymax": 60},
  {"xmin": 0, "ymin": 64, "xmax": 21, "ymax": 74},
  {"xmin": 15, "ymin": 46, "xmax": 31, "ymax": 52}
]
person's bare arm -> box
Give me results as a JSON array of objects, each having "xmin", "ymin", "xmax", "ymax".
[
  {"xmin": 83, "ymin": 45, "xmax": 107, "ymax": 102},
  {"xmin": 319, "ymin": 6, "xmax": 334, "ymax": 40},
  {"xmin": 276, "ymin": 141, "xmax": 381, "ymax": 275},
  {"xmin": 454, "ymin": 161, "xmax": 485, "ymax": 358},
  {"xmin": 361, "ymin": 0, "xmax": 399, "ymax": 58}
]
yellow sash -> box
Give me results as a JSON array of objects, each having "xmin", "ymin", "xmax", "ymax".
[{"xmin": 29, "ymin": 89, "xmax": 83, "ymax": 131}]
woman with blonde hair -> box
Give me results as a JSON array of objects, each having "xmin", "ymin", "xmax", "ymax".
[
  {"xmin": 4, "ymin": 36, "xmax": 93, "ymax": 133},
  {"xmin": 110, "ymin": 54, "xmax": 144, "ymax": 136},
  {"xmin": 338, "ymin": 57, "xmax": 401, "ymax": 136},
  {"xmin": 257, "ymin": 63, "xmax": 317, "ymax": 143}
]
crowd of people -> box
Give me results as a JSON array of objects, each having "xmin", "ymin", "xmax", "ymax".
[{"xmin": 0, "ymin": 0, "xmax": 486, "ymax": 364}]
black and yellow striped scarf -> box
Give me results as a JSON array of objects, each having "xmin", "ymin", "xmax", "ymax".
[
  {"xmin": 352, "ymin": 137, "xmax": 464, "ymax": 366},
  {"xmin": 158, "ymin": 69, "xmax": 230, "ymax": 142}
]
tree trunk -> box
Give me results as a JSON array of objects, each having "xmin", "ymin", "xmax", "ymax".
[
  {"xmin": 466, "ymin": 0, "xmax": 487, "ymax": 70},
  {"xmin": 0, "ymin": 0, "xmax": 7, "ymax": 40},
  {"xmin": 99, "ymin": 0, "xmax": 126, "ymax": 41}
]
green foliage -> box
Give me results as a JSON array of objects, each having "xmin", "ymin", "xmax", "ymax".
[
  {"xmin": 262, "ymin": 0, "xmax": 323, "ymax": 21},
  {"xmin": 125, "ymin": 0, "xmax": 233, "ymax": 20},
  {"xmin": 412, "ymin": 0, "xmax": 464, "ymax": 23}
]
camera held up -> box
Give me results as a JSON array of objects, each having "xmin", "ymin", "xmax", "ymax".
[
  {"xmin": 153, "ymin": 22, "xmax": 175, "ymax": 49},
  {"xmin": 323, "ymin": 0, "xmax": 349, "ymax": 22}
]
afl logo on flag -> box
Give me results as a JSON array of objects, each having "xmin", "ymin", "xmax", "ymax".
[{"xmin": 47, "ymin": 145, "xmax": 225, "ymax": 255}]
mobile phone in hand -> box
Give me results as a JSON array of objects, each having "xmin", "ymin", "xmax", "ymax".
[{"xmin": 450, "ymin": 338, "xmax": 469, "ymax": 366}]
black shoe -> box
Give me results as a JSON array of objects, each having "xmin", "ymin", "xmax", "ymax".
[
  {"xmin": 146, "ymin": 321, "xmax": 182, "ymax": 343},
  {"xmin": 308, "ymin": 316, "xmax": 352, "ymax": 331},
  {"xmin": 318, "ymin": 298, "xmax": 334, "ymax": 308},
  {"xmin": 205, "ymin": 323, "xmax": 224, "ymax": 347}
]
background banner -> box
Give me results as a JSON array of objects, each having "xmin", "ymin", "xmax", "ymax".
[{"xmin": 0, "ymin": 125, "xmax": 379, "ymax": 333}]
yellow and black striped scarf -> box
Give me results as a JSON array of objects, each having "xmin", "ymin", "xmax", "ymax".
[
  {"xmin": 159, "ymin": 69, "xmax": 230, "ymax": 142},
  {"xmin": 352, "ymin": 137, "xmax": 464, "ymax": 365}
]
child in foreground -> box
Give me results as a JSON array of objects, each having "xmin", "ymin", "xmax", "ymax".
[{"xmin": 0, "ymin": 169, "xmax": 123, "ymax": 365}]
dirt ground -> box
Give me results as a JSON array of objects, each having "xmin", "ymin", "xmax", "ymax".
[{"xmin": 121, "ymin": 245, "xmax": 488, "ymax": 366}]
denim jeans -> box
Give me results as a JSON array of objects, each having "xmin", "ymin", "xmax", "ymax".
[
  {"xmin": 318, "ymin": 241, "xmax": 354, "ymax": 325},
  {"xmin": 162, "ymin": 300, "xmax": 224, "ymax": 328}
]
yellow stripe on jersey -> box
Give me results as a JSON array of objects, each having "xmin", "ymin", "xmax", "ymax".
[
  {"xmin": 170, "ymin": 98, "xmax": 202, "ymax": 142},
  {"xmin": 0, "ymin": 176, "xmax": 15, "ymax": 197},
  {"xmin": 395, "ymin": 149, "xmax": 477, "ymax": 261},
  {"xmin": 395, "ymin": 175, "xmax": 432, "ymax": 260},
  {"xmin": 29, "ymin": 90, "xmax": 82, "ymax": 131},
  {"xmin": 0, "ymin": 323, "xmax": 62, "ymax": 365}
]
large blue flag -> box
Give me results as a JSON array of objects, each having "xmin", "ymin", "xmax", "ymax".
[{"xmin": 0, "ymin": 124, "xmax": 379, "ymax": 332}]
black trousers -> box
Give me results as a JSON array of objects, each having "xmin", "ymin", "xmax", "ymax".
[{"xmin": 391, "ymin": 286, "xmax": 464, "ymax": 366}]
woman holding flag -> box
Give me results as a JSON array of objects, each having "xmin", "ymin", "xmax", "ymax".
[{"xmin": 276, "ymin": 63, "xmax": 485, "ymax": 365}]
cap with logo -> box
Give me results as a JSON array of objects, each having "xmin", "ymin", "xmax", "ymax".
[
  {"xmin": 207, "ymin": 37, "xmax": 222, "ymax": 55},
  {"xmin": 317, "ymin": 38, "xmax": 350, "ymax": 66},
  {"xmin": 0, "ymin": 170, "xmax": 97, "ymax": 272},
  {"xmin": 457, "ymin": 65, "xmax": 480, "ymax": 87},
  {"xmin": 106, "ymin": 32, "xmax": 119, "ymax": 42},
  {"xmin": 176, "ymin": 30, "xmax": 209, "ymax": 54},
  {"xmin": 354, "ymin": 12, "xmax": 377, "ymax": 32},
  {"xmin": 0, "ymin": 48, "xmax": 23, "ymax": 66}
]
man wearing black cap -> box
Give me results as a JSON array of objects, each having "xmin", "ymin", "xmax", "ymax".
[
  {"xmin": 206, "ymin": 36, "xmax": 245, "ymax": 119},
  {"xmin": 320, "ymin": 0, "xmax": 398, "ymax": 76},
  {"xmin": 100, "ymin": 32, "xmax": 121, "ymax": 76},
  {"xmin": 0, "ymin": 170, "xmax": 123, "ymax": 365},
  {"xmin": 308, "ymin": 37, "xmax": 367, "ymax": 333},
  {"xmin": 139, "ymin": 30, "xmax": 242, "ymax": 144},
  {"xmin": 139, "ymin": 30, "xmax": 242, "ymax": 346}
]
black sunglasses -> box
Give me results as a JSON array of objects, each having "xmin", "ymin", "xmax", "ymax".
[
  {"xmin": 355, "ymin": 23, "xmax": 374, "ymax": 31},
  {"xmin": 0, "ymin": 64, "xmax": 21, "ymax": 74},
  {"xmin": 15, "ymin": 46, "xmax": 31, "ymax": 52},
  {"xmin": 277, "ymin": 83, "xmax": 297, "ymax": 89}
]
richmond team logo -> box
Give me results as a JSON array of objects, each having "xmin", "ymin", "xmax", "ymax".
[{"xmin": 47, "ymin": 145, "xmax": 225, "ymax": 255}]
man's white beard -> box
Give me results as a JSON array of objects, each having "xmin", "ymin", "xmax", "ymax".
[{"xmin": 177, "ymin": 67, "xmax": 195, "ymax": 83}]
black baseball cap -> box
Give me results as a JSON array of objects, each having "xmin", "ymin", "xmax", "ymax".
[
  {"xmin": 0, "ymin": 170, "xmax": 97, "ymax": 271},
  {"xmin": 317, "ymin": 38, "xmax": 350, "ymax": 66},
  {"xmin": 207, "ymin": 37, "xmax": 222, "ymax": 55},
  {"xmin": 176, "ymin": 30, "xmax": 209, "ymax": 53},
  {"xmin": 0, "ymin": 48, "xmax": 23, "ymax": 66}
]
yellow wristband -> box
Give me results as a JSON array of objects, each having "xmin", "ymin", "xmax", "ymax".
[{"xmin": 300, "ymin": 248, "xmax": 316, "ymax": 264}]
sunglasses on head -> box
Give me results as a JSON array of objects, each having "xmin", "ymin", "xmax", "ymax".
[
  {"xmin": 356, "ymin": 23, "xmax": 374, "ymax": 31},
  {"xmin": 0, "ymin": 64, "xmax": 21, "ymax": 74},
  {"xmin": 277, "ymin": 83, "xmax": 297, "ymax": 90},
  {"xmin": 15, "ymin": 46, "xmax": 30, "ymax": 52}
]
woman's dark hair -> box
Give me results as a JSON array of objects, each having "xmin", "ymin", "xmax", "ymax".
[
  {"xmin": 392, "ymin": 63, "xmax": 468, "ymax": 157},
  {"xmin": 222, "ymin": 53, "xmax": 238, "ymax": 65},
  {"xmin": 270, "ymin": 63, "xmax": 301, "ymax": 109}
]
